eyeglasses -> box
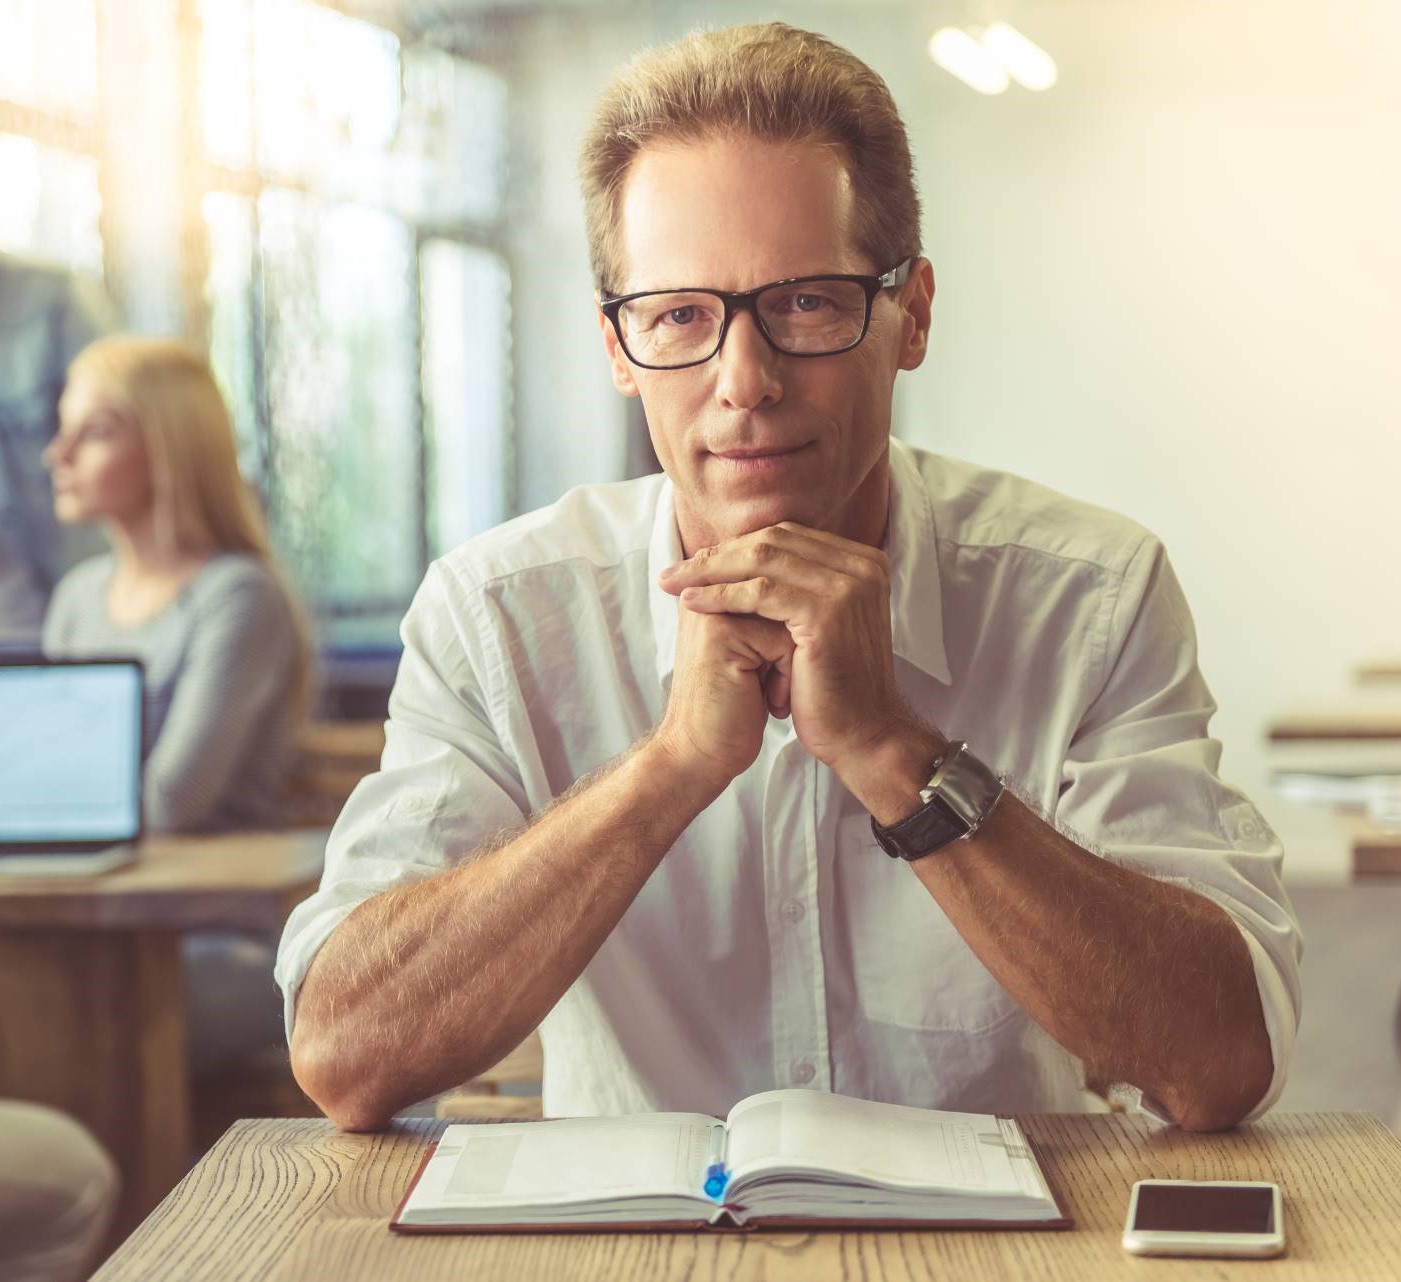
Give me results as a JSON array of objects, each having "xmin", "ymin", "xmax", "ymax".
[{"xmin": 599, "ymin": 258, "xmax": 914, "ymax": 371}]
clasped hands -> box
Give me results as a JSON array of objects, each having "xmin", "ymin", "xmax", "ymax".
[{"xmin": 654, "ymin": 521, "xmax": 945, "ymax": 811}]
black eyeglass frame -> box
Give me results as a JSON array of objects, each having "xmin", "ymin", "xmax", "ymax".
[{"xmin": 598, "ymin": 257, "xmax": 915, "ymax": 371}]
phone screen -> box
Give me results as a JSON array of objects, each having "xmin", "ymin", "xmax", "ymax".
[{"xmin": 1132, "ymin": 1184, "xmax": 1275, "ymax": 1234}]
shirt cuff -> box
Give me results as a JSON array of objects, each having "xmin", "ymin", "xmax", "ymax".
[{"xmin": 273, "ymin": 899, "xmax": 361, "ymax": 1044}]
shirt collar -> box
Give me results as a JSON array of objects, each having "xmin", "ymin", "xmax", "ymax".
[
  {"xmin": 886, "ymin": 437, "xmax": 951, "ymax": 685},
  {"xmin": 646, "ymin": 437, "xmax": 950, "ymax": 693}
]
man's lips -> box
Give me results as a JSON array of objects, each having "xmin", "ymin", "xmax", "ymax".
[
  {"xmin": 711, "ymin": 444, "xmax": 806, "ymax": 459},
  {"xmin": 706, "ymin": 442, "xmax": 818, "ymax": 479},
  {"xmin": 708, "ymin": 442, "xmax": 813, "ymax": 476}
]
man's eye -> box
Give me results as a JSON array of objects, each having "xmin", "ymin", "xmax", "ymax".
[
  {"xmin": 793, "ymin": 294, "xmax": 828, "ymax": 312},
  {"xmin": 664, "ymin": 306, "xmax": 699, "ymax": 326}
]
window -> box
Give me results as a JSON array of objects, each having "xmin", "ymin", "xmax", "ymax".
[
  {"xmin": 0, "ymin": 0, "xmax": 103, "ymax": 277},
  {"xmin": 5, "ymin": 0, "xmax": 515, "ymax": 649},
  {"xmin": 195, "ymin": 0, "xmax": 514, "ymax": 645}
]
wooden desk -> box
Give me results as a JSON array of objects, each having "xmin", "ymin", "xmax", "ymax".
[
  {"xmin": 93, "ymin": 1112, "xmax": 1401, "ymax": 1281},
  {"xmin": 1269, "ymin": 709, "xmax": 1401, "ymax": 742},
  {"xmin": 0, "ymin": 830, "xmax": 326, "ymax": 1242},
  {"xmin": 1353, "ymin": 819, "xmax": 1401, "ymax": 878}
]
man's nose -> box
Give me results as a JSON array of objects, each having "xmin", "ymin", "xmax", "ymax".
[{"xmin": 713, "ymin": 310, "xmax": 782, "ymax": 412}]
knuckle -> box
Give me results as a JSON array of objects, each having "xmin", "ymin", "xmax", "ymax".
[
  {"xmin": 857, "ymin": 557, "xmax": 889, "ymax": 592},
  {"xmin": 832, "ymin": 575, "xmax": 859, "ymax": 603}
]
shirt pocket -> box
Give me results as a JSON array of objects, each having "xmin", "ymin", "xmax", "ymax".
[{"xmin": 835, "ymin": 813, "xmax": 1021, "ymax": 1034}]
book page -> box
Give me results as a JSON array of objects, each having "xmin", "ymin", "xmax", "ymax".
[
  {"xmin": 723, "ymin": 1090, "xmax": 1025, "ymax": 1193},
  {"xmin": 406, "ymin": 1114, "xmax": 721, "ymax": 1212}
]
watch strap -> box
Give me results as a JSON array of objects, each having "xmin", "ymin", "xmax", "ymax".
[
  {"xmin": 871, "ymin": 741, "xmax": 1005, "ymax": 861},
  {"xmin": 870, "ymin": 790, "xmax": 967, "ymax": 860}
]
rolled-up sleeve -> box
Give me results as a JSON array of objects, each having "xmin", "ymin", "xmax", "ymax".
[
  {"xmin": 274, "ymin": 561, "xmax": 527, "ymax": 1039},
  {"xmin": 1056, "ymin": 536, "xmax": 1303, "ymax": 1123}
]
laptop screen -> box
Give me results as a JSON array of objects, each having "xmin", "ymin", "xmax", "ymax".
[{"xmin": 0, "ymin": 660, "xmax": 143, "ymax": 847}]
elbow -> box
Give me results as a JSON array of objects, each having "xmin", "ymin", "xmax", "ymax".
[
  {"xmin": 1165, "ymin": 1049, "xmax": 1275, "ymax": 1134},
  {"xmin": 1173, "ymin": 1102, "xmax": 1251, "ymax": 1134},
  {"xmin": 290, "ymin": 1022, "xmax": 394, "ymax": 1133}
]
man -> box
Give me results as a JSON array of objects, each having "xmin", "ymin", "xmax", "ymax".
[
  {"xmin": 0, "ymin": 252, "xmax": 112, "ymax": 643},
  {"xmin": 278, "ymin": 23, "xmax": 1301, "ymax": 1133}
]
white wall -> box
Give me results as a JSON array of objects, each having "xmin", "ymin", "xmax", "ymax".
[
  {"xmin": 501, "ymin": 10, "xmax": 644, "ymax": 510},
  {"xmin": 891, "ymin": 0, "xmax": 1401, "ymax": 880},
  {"xmin": 502, "ymin": 1, "xmax": 1401, "ymax": 880}
]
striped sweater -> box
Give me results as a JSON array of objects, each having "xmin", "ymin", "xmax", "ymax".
[{"xmin": 43, "ymin": 552, "xmax": 301, "ymax": 831}]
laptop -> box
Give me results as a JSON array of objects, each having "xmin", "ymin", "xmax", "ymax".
[{"xmin": 0, "ymin": 656, "xmax": 143, "ymax": 875}]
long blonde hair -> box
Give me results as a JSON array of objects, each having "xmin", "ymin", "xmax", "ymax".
[
  {"xmin": 66, "ymin": 334, "xmax": 314, "ymax": 720},
  {"xmin": 579, "ymin": 22, "xmax": 922, "ymax": 293}
]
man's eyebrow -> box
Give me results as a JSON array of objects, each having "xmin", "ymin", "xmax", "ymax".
[{"xmin": 619, "ymin": 268, "xmax": 862, "ymax": 293}]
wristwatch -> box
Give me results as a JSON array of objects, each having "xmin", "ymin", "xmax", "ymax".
[{"xmin": 870, "ymin": 741, "xmax": 1005, "ymax": 861}]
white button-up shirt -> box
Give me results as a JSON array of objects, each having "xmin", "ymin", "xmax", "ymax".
[{"xmin": 275, "ymin": 439, "xmax": 1301, "ymax": 1122}]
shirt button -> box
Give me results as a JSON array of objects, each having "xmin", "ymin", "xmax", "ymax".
[
  {"xmin": 780, "ymin": 899, "xmax": 805, "ymax": 924},
  {"xmin": 792, "ymin": 1061, "xmax": 815, "ymax": 1085},
  {"xmin": 1238, "ymin": 819, "xmax": 1260, "ymax": 840}
]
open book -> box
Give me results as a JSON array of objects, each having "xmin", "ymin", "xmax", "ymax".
[{"xmin": 391, "ymin": 1089, "xmax": 1070, "ymax": 1232}]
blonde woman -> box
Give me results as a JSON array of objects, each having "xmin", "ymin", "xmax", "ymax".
[
  {"xmin": 41, "ymin": 336, "xmax": 313, "ymax": 1074},
  {"xmin": 41, "ymin": 335, "xmax": 309, "ymax": 832}
]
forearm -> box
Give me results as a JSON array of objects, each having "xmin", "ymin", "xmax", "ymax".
[
  {"xmin": 848, "ymin": 731, "xmax": 1274, "ymax": 1132},
  {"xmin": 917, "ymin": 793, "xmax": 1272, "ymax": 1129},
  {"xmin": 291, "ymin": 736, "xmax": 724, "ymax": 1130}
]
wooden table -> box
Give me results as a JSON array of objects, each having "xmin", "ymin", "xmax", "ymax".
[
  {"xmin": 1269, "ymin": 709, "xmax": 1401, "ymax": 742},
  {"xmin": 92, "ymin": 1112, "xmax": 1401, "ymax": 1281},
  {"xmin": 0, "ymin": 830, "xmax": 326, "ymax": 1242},
  {"xmin": 1353, "ymin": 818, "xmax": 1401, "ymax": 878}
]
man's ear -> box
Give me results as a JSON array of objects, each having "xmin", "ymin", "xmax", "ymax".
[
  {"xmin": 597, "ymin": 304, "xmax": 641, "ymax": 397},
  {"xmin": 896, "ymin": 257, "xmax": 935, "ymax": 373}
]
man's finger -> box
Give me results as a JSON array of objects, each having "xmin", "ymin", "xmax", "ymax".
[
  {"xmin": 764, "ymin": 650, "xmax": 792, "ymax": 718},
  {"xmin": 772, "ymin": 520, "xmax": 888, "ymax": 564},
  {"xmin": 662, "ymin": 526, "xmax": 880, "ymax": 594},
  {"xmin": 664, "ymin": 544, "xmax": 840, "ymax": 597},
  {"xmin": 680, "ymin": 576, "xmax": 814, "ymax": 627}
]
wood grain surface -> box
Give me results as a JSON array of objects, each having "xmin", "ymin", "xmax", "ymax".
[
  {"xmin": 0, "ymin": 829, "xmax": 327, "ymax": 930},
  {"xmin": 92, "ymin": 1112, "xmax": 1401, "ymax": 1281}
]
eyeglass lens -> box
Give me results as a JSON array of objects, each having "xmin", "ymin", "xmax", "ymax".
[{"xmin": 617, "ymin": 278, "xmax": 870, "ymax": 367}]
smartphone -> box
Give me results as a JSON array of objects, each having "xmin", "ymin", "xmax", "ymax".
[{"xmin": 1122, "ymin": 1179, "xmax": 1285, "ymax": 1258}]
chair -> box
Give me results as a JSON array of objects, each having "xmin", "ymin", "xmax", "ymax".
[{"xmin": 283, "ymin": 720, "xmax": 386, "ymax": 827}]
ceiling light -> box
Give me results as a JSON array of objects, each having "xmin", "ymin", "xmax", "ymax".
[
  {"xmin": 927, "ymin": 27, "xmax": 1009, "ymax": 95},
  {"xmin": 982, "ymin": 22, "xmax": 1058, "ymax": 91}
]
